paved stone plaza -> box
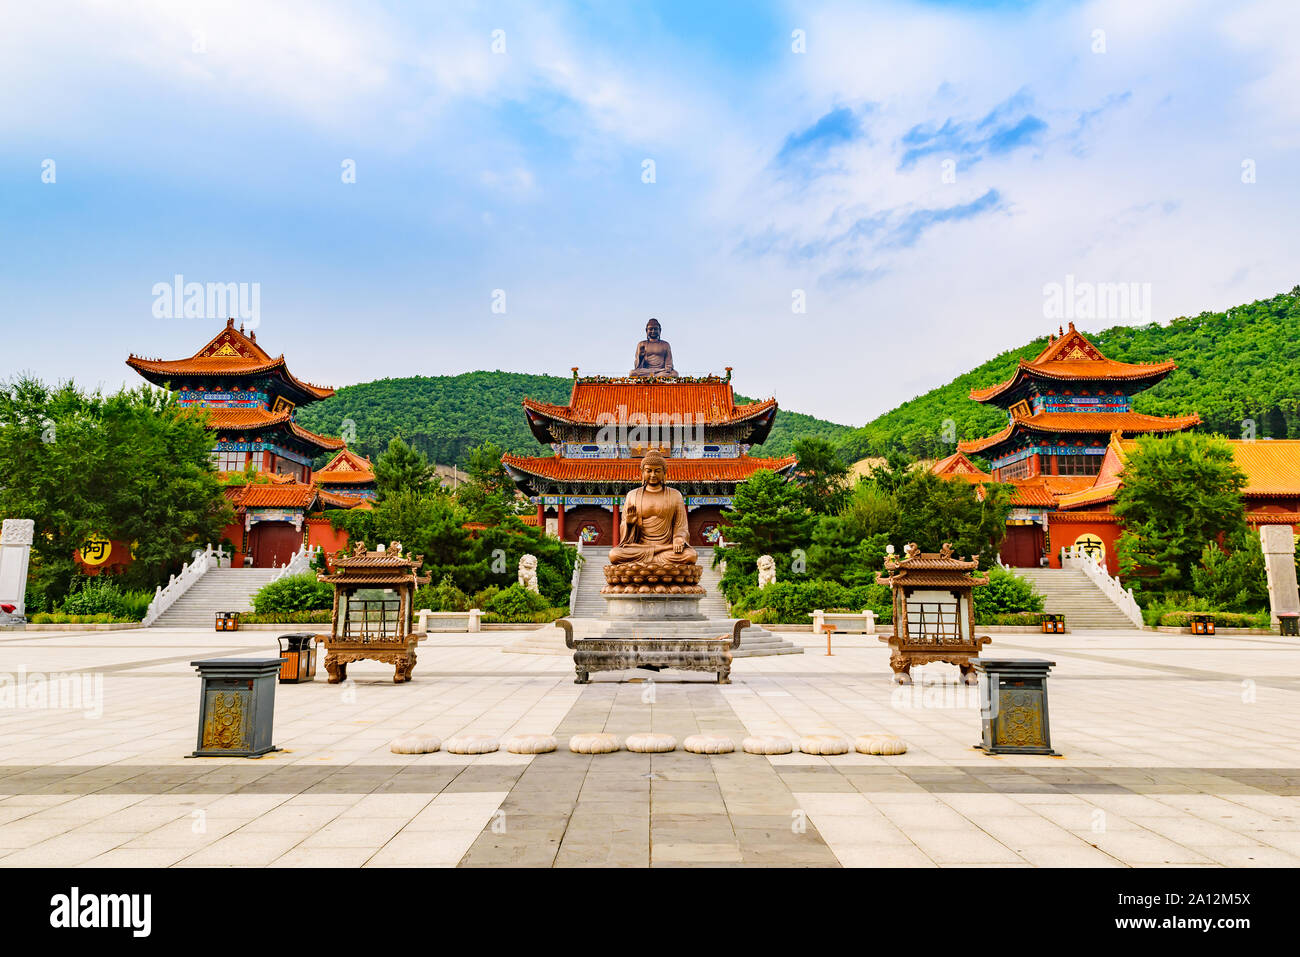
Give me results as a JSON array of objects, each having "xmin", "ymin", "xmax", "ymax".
[{"xmin": 0, "ymin": 626, "xmax": 1297, "ymax": 867}]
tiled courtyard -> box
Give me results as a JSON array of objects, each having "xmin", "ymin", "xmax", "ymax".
[{"xmin": 1, "ymin": 626, "xmax": 1298, "ymax": 867}]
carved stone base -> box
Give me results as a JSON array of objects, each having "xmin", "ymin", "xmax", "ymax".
[
  {"xmin": 880, "ymin": 634, "xmax": 990, "ymax": 685},
  {"xmin": 602, "ymin": 561, "xmax": 704, "ymax": 595},
  {"xmin": 321, "ymin": 643, "xmax": 421, "ymax": 684},
  {"xmin": 600, "ymin": 592, "xmax": 706, "ymax": 621}
]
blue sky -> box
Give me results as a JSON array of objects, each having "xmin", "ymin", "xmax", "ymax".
[{"xmin": 3, "ymin": 0, "xmax": 1298, "ymax": 426}]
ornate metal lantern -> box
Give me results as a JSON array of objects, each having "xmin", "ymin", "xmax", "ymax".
[
  {"xmin": 876, "ymin": 542, "xmax": 991, "ymax": 685},
  {"xmin": 973, "ymin": 657, "xmax": 1058, "ymax": 755},
  {"xmin": 315, "ymin": 541, "xmax": 429, "ymax": 683},
  {"xmin": 277, "ymin": 633, "xmax": 318, "ymax": 683},
  {"xmin": 190, "ymin": 658, "xmax": 283, "ymax": 757}
]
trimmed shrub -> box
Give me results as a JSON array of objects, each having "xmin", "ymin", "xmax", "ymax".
[
  {"xmin": 1157, "ymin": 610, "xmax": 1269, "ymax": 629},
  {"xmin": 251, "ymin": 573, "xmax": 333, "ymax": 615},
  {"xmin": 972, "ymin": 567, "xmax": 1044, "ymax": 622},
  {"xmin": 59, "ymin": 578, "xmax": 153, "ymax": 621},
  {"xmin": 241, "ymin": 610, "xmax": 332, "ymax": 625},
  {"xmin": 482, "ymin": 583, "xmax": 551, "ymax": 621},
  {"xmin": 414, "ymin": 574, "xmax": 472, "ymax": 612},
  {"xmin": 731, "ymin": 579, "xmax": 893, "ymax": 624}
]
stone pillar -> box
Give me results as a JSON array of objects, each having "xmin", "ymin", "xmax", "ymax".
[
  {"xmin": 1260, "ymin": 524, "xmax": 1300, "ymax": 627},
  {"xmin": 611, "ymin": 502, "xmax": 620, "ymax": 543},
  {"xmin": 556, "ymin": 501, "xmax": 566, "ymax": 541},
  {"xmin": 0, "ymin": 519, "xmax": 36, "ymax": 617},
  {"xmin": 536, "ymin": 501, "xmax": 545, "ymax": 529}
]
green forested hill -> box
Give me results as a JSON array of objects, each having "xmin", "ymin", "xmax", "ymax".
[
  {"xmin": 295, "ymin": 371, "xmax": 852, "ymax": 465},
  {"xmin": 836, "ymin": 287, "xmax": 1300, "ymax": 462}
]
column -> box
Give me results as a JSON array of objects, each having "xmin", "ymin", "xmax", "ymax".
[
  {"xmin": 1260, "ymin": 524, "xmax": 1300, "ymax": 626},
  {"xmin": 611, "ymin": 501, "xmax": 620, "ymax": 543},
  {"xmin": 0, "ymin": 519, "xmax": 35, "ymax": 618},
  {"xmin": 556, "ymin": 501, "xmax": 566, "ymax": 541},
  {"xmin": 536, "ymin": 501, "xmax": 545, "ymax": 529}
]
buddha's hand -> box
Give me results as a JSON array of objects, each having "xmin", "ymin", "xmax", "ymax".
[
  {"xmin": 624, "ymin": 504, "xmax": 637, "ymax": 522},
  {"xmin": 673, "ymin": 540, "xmax": 684, "ymax": 554}
]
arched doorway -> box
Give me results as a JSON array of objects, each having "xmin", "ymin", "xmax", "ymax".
[{"xmin": 249, "ymin": 521, "xmax": 302, "ymax": 568}]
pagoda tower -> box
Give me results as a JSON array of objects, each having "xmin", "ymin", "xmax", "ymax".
[
  {"xmin": 950, "ymin": 322, "xmax": 1200, "ymax": 569},
  {"xmin": 959, "ymin": 322, "xmax": 1199, "ymax": 482},
  {"xmin": 127, "ymin": 318, "xmax": 363, "ymax": 567},
  {"xmin": 503, "ymin": 325, "xmax": 797, "ymax": 545},
  {"xmin": 127, "ymin": 318, "xmax": 344, "ymax": 482}
]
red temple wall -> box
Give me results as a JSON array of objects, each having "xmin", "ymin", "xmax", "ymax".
[
  {"xmin": 563, "ymin": 505, "xmax": 614, "ymax": 545},
  {"xmin": 1047, "ymin": 512, "xmax": 1122, "ymax": 575}
]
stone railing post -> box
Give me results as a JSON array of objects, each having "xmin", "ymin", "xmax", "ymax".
[{"xmin": 0, "ymin": 519, "xmax": 36, "ymax": 618}]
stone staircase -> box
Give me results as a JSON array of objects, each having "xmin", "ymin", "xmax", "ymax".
[
  {"xmin": 507, "ymin": 545, "xmax": 802, "ymax": 657},
  {"xmin": 1012, "ymin": 567, "xmax": 1141, "ymax": 631},
  {"xmin": 152, "ymin": 568, "xmax": 282, "ymax": 629}
]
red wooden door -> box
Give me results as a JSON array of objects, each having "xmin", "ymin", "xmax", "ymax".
[
  {"xmin": 999, "ymin": 525, "xmax": 1043, "ymax": 567},
  {"xmin": 250, "ymin": 521, "xmax": 302, "ymax": 568}
]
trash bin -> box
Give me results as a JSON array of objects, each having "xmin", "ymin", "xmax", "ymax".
[
  {"xmin": 215, "ymin": 611, "xmax": 241, "ymax": 632},
  {"xmin": 1190, "ymin": 614, "xmax": 1215, "ymax": 635},
  {"xmin": 1040, "ymin": 614, "xmax": 1065, "ymax": 634},
  {"xmin": 190, "ymin": 658, "xmax": 282, "ymax": 757},
  {"xmin": 973, "ymin": 657, "xmax": 1058, "ymax": 755},
  {"xmin": 1278, "ymin": 613, "xmax": 1299, "ymax": 637},
  {"xmin": 277, "ymin": 633, "xmax": 318, "ymax": 683}
]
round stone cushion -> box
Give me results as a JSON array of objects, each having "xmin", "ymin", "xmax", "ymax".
[
  {"xmin": 389, "ymin": 734, "xmax": 440, "ymax": 755},
  {"xmin": 444, "ymin": 734, "xmax": 499, "ymax": 755},
  {"xmin": 742, "ymin": 734, "xmax": 793, "ymax": 755},
  {"xmin": 799, "ymin": 734, "xmax": 851, "ymax": 755},
  {"xmin": 505, "ymin": 733, "xmax": 558, "ymax": 754},
  {"xmin": 683, "ymin": 734, "xmax": 735, "ymax": 754},
  {"xmin": 855, "ymin": 733, "xmax": 907, "ymax": 755},
  {"xmin": 625, "ymin": 732, "xmax": 677, "ymax": 753},
  {"xmin": 569, "ymin": 732, "xmax": 620, "ymax": 754}
]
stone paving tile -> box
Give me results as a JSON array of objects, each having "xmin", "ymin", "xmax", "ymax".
[{"xmin": 2, "ymin": 627, "xmax": 1300, "ymax": 867}]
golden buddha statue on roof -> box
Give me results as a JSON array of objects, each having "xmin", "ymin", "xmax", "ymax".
[{"xmin": 629, "ymin": 318, "xmax": 678, "ymax": 379}]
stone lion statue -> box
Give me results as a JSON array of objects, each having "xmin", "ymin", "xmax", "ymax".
[
  {"xmin": 518, "ymin": 554, "xmax": 540, "ymax": 593},
  {"xmin": 757, "ymin": 554, "xmax": 777, "ymax": 589}
]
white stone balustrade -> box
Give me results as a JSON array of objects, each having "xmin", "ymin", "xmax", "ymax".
[
  {"xmin": 1059, "ymin": 545, "xmax": 1143, "ymax": 628},
  {"xmin": 143, "ymin": 543, "xmax": 217, "ymax": 627}
]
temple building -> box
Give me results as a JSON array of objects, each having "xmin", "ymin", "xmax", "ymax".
[
  {"xmin": 502, "ymin": 323, "xmax": 797, "ymax": 545},
  {"xmin": 940, "ymin": 322, "xmax": 1201, "ymax": 570},
  {"xmin": 1048, "ymin": 435, "xmax": 1300, "ymax": 571},
  {"xmin": 313, "ymin": 448, "xmax": 378, "ymax": 500},
  {"xmin": 127, "ymin": 318, "xmax": 365, "ymax": 566}
]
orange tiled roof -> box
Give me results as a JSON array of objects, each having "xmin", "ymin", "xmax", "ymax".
[
  {"xmin": 502, "ymin": 454, "xmax": 798, "ymax": 484},
  {"xmin": 188, "ymin": 406, "xmax": 344, "ymax": 452},
  {"xmin": 1247, "ymin": 511, "xmax": 1300, "ymax": 526},
  {"xmin": 1049, "ymin": 509, "xmax": 1120, "ymax": 524},
  {"xmin": 958, "ymin": 411, "xmax": 1200, "ymax": 454},
  {"xmin": 314, "ymin": 448, "xmax": 376, "ymax": 486},
  {"xmin": 929, "ymin": 451, "xmax": 992, "ymax": 482},
  {"xmin": 1105, "ymin": 438, "xmax": 1300, "ymax": 499},
  {"xmin": 1004, "ymin": 475, "xmax": 1101, "ymax": 508},
  {"xmin": 231, "ymin": 484, "xmax": 320, "ymax": 509},
  {"xmin": 523, "ymin": 380, "xmax": 776, "ymax": 427},
  {"xmin": 227, "ymin": 482, "xmax": 364, "ymax": 510},
  {"xmin": 970, "ymin": 323, "xmax": 1177, "ymax": 403},
  {"xmin": 127, "ymin": 319, "xmax": 334, "ymax": 400}
]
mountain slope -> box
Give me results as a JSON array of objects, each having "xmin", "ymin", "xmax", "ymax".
[
  {"xmin": 836, "ymin": 287, "xmax": 1300, "ymax": 462},
  {"xmin": 295, "ymin": 370, "xmax": 852, "ymax": 465}
]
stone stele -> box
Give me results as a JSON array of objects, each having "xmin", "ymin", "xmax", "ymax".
[{"xmin": 1260, "ymin": 523, "xmax": 1300, "ymax": 625}]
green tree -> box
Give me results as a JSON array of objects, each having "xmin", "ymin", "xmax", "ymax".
[
  {"xmin": 373, "ymin": 436, "xmax": 432, "ymax": 500},
  {"xmin": 792, "ymin": 436, "xmax": 851, "ymax": 514},
  {"xmin": 889, "ymin": 471, "xmax": 1012, "ymax": 565},
  {"xmin": 1190, "ymin": 530, "xmax": 1269, "ymax": 611},
  {"xmin": 1113, "ymin": 433, "xmax": 1248, "ymax": 593},
  {"xmin": 718, "ymin": 469, "xmax": 815, "ymax": 595},
  {"xmin": 456, "ymin": 441, "xmax": 522, "ymax": 522},
  {"xmin": 0, "ymin": 377, "xmax": 232, "ymax": 599}
]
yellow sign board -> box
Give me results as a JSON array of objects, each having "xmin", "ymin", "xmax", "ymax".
[
  {"xmin": 1074, "ymin": 533, "xmax": 1105, "ymax": 561},
  {"xmin": 79, "ymin": 535, "xmax": 113, "ymax": 566}
]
